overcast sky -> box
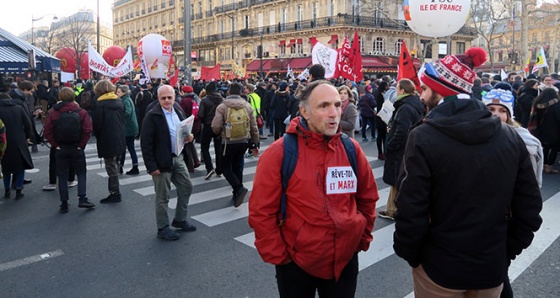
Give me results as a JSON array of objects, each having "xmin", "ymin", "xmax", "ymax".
[{"xmin": 0, "ymin": 0, "xmax": 113, "ymax": 36}]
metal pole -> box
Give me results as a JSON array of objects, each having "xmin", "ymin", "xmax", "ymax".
[
  {"xmin": 231, "ymin": 17, "xmax": 235, "ymax": 63},
  {"xmin": 512, "ymin": 5, "xmax": 515, "ymax": 70},
  {"xmin": 31, "ymin": 17, "xmax": 34, "ymax": 46},
  {"xmin": 260, "ymin": 32, "xmax": 263, "ymax": 78},
  {"xmin": 183, "ymin": 0, "xmax": 192, "ymax": 83},
  {"xmin": 97, "ymin": 0, "xmax": 101, "ymax": 80}
]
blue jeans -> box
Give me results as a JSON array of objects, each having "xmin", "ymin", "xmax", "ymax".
[
  {"xmin": 121, "ymin": 136, "xmax": 138, "ymax": 167},
  {"xmin": 361, "ymin": 116, "xmax": 376, "ymax": 139},
  {"xmin": 3, "ymin": 170, "xmax": 24, "ymax": 190}
]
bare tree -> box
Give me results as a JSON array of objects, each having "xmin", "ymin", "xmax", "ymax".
[
  {"xmin": 52, "ymin": 12, "xmax": 96, "ymax": 77},
  {"xmin": 469, "ymin": 0, "xmax": 512, "ymax": 72}
]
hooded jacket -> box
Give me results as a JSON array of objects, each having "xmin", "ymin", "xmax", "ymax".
[
  {"xmin": 121, "ymin": 93, "xmax": 139, "ymax": 137},
  {"xmin": 393, "ymin": 98, "xmax": 543, "ymax": 290},
  {"xmin": 515, "ymin": 126, "xmax": 543, "ymax": 188},
  {"xmin": 382, "ymin": 94, "xmax": 424, "ymax": 186},
  {"xmin": 44, "ymin": 101, "xmax": 92, "ymax": 149},
  {"xmin": 270, "ymin": 90, "xmax": 291, "ymax": 120},
  {"xmin": 533, "ymin": 96, "xmax": 560, "ymax": 144},
  {"xmin": 93, "ymin": 92, "xmax": 125, "ymax": 158},
  {"xmin": 211, "ymin": 94, "xmax": 259, "ymax": 145},
  {"xmin": 198, "ymin": 92, "xmax": 223, "ymax": 126},
  {"xmin": 249, "ymin": 117, "xmax": 379, "ymax": 281}
]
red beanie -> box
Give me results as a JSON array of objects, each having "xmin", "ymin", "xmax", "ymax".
[{"xmin": 181, "ymin": 86, "xmax": 194, "ymax": 93}]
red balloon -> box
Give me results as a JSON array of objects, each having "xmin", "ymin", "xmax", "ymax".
[
  {"xmin": 102, "ymin": 46, "xmax": 127, "ymax": 67},
  {"xmin": 55, "ymin": 48, "xmax": 77, "ymax": 73},
  {"xmin": 78, "ymin": 52, "xmax": 89, "ymax": 80}
]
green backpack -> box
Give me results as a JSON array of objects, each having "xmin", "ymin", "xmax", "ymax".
[{"xmin": 225, "ymin": 106, "xmax": 250, "ymax": 141}]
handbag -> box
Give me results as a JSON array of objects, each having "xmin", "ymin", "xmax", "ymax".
[
  {"xmin": 250, "ymin": 94, "xmax": 264, "ymax": 129},
  {"xmin": 378, "ymin": 99, "xmax": 395, "ymax": 125}
]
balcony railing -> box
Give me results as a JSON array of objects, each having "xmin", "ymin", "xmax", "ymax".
[
  {"xmin": 192, "ymin": 14, "xmax": 477, "ymax": 45},
  {"xmin": 113, "ymin": 0, "xmax": 132, "ymax": 7},
  {"xmin": 195, "ymin": 13, "xmax": 203, "ymax": 20},
  {"xmin": 206, "ymin": 11, "xmax": 213, "ymax": 18}
]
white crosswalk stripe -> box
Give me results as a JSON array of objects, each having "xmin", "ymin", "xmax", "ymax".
[{"xmin": 82, "ymin": 140, "xmax": 558, "ymax": 296}]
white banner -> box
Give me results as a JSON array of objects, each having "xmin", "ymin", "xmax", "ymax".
[
  {"xmin": 312, "ymin": 42, "xmax": 338, "ymax": 79},
  {"xmin": 88, "ymin": 41, "xmax": 133, "ymax": 78}
]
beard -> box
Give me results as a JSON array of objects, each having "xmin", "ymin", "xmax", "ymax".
[{"xmin": 425, "ymin": 92, "xmax": 441, "ymax": 111}]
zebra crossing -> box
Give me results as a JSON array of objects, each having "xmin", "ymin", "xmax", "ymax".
[{"xmin": 79, "ymin": 140, "xmax": 560, "ymax": 296}]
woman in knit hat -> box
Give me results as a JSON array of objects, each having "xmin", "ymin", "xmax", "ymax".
[{"xmin": 483, "ymin": 89, "xmax": 543, "ymax": 185}]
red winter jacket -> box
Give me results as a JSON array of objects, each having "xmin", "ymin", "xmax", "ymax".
[
  {"xmin": 44, "ymin": 101, "xmax": 92, "ymax": 149},
  {"xmin": 248, "ymin": 117, "xmax": 379, "ymax": 280}
]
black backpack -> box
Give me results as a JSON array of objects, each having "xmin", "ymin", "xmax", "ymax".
[{"xmin": 54, "ymin": 108, "xmax": 82, "ymax": 145}]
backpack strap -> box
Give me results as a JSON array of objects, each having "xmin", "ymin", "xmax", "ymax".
[
  {"xmin": 279, "ymin": 132, "xmax": 357, "ymax": 226},
  {"xmin": 280, "ymin": 133, "xmax": 298, "ymax": 226}
]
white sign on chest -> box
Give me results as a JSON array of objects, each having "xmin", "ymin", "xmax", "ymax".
[{"xmin": 326, "ymin": 166, "xmax": 357, "ymax": 194}]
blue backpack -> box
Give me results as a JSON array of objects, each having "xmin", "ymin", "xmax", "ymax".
[{"xmin": 280, "ymin": 133, "xmax": 357, "ymax": 226}]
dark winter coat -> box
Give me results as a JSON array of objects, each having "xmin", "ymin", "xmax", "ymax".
[
  {"xmin": 382, "ymin": 94, "xmax": 424, "ymax": 186},
  {"xmin": 270, "ymin": 90, "xmax": 291, "ymax": 120},
  {"xmin": 141, "ymin": 102, "xmax": 186, "ymax": 173},
  {"xmin": 0, "ymin": 99, "xmax": 33, "ymax": 173},
  {"xmin": 516, "ymin": 87, "xmax": 538, "ymax": 128},
  {"xmin": 43, "ymin": 101, "xmax": 92, "ymax": 149},
  {"xmin": 198, "ymin": 92, "xmax": 223, "ymax": 125},
  {"xmin": 135, "ymin": 90, "xmax": 154, "ymax": 129},
  {"xmin": 8, "ymin": 89, "xmax": 39, "ymax": 144},
  {"xmin": 358, "ymin": 92, "xmax": 376, "ymax": 118},
  {"xmin": 93, "ymin": 92, "xmax": 125, "ymax": 158},
  {"xmin": 471, "ymin": 85, "xmax": 483, "ymax": 100},
  {"xmin": 393, "ymin": 97, "xmax": 542, "ymax": 290},
  {"xmin": 533, "ymin": 97, "xmax": 560, "ymax": 145},
  {"xmin": 36, "ymin": 84, "xmax": 49, "ymax": 101}
]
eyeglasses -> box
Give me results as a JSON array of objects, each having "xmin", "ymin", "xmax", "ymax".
[{"xmin": 159, "ymin": 96, "xmax": 174, "ymax": 100}]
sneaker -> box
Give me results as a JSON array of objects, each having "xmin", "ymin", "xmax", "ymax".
[
  {"xmin": 42, "ymin": 184, "xmax": 56, "ymax": 191},
  {"xmin": 60, "ymin": 201, "xmax": 69, "ymax": 214},
  {"xmin": 78, "ymin": 198, "xmax": 96, "ymax": 209},
  {"xmin": 4, "ymin": 189, "xmax": 11, "ymax": 199},
  {"xmin": 15, "ymin": 189, "xmax": 23, "ymax": 199},
  {"xmin": 259, "ymin": 134, "xmax": 267, "ymax": 140},
  {"xmin": 362, "ymin": 138, "xmax": 368, "ymax": 142},
  {"xmin": 125, "ymin": 166, "xmax": 140, "ymax": 175},
  {"xmin": 233, "ymin": 187, "xmax": 248, "ymax": 208},
  {"xmin": 157, "ymin": 226, "xmax": 180, "ymax": 241},
  {"xmin": 204, "ymin": 169, "xmax": 216, "ymax": 180},
  {"xmin": 100, "ymin": 193, "xmax": 122, "ymax": 204},
  {"xmin": 171, "ymin": 219, "xmax": 197, "ymax": 232},
  {"xmin": 378, "ymin": 153, "xmax": 385, "ymax": 161},
  {"xmin": 68, "ymin": 181, "xmax": 78, "ymax": 188},
  {"xmin": 244, "ymin": 153, "xmax": 253, "ymax": 158},
  {"xmin": 378, "ymin": 210, "xmax": 394, "ymax": 220}
]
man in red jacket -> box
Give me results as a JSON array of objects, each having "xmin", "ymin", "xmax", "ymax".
[{"xmin": 249, "ymin": 80, "xmax": 379, "ymax": 297}]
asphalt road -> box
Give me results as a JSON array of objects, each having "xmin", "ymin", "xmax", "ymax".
[{"xmin": 1, "ymin": 127, "xmax": 559, "ymax": 298}]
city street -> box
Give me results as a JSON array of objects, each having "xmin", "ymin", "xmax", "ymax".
[{"xmin": 1, "ymin": 128, "xmax": 559, "ymax": 298}]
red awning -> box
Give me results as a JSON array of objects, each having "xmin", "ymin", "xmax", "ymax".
[
  {"xmin": 309, "ymin": 36, "xmax": 318, "ymax": 45},
  {"xmin": 327, "ymin": 34, "xmax": 338, "ymax": 44},
  {"xmin": 246, "ymin": 59, "xmax": 273, "ymax": 72},
  {"xmin": 278, "ymin": 40, "xmax": 286, "ymax": 47},
  {"xmin": 286, "ymin": 39, "xmax": 296, "ymax": 47},
  {"xmin": 288, "ymin": 57, "xmax": 311, "ymax": 70},
  {"xmin": 297, "ymin": 38, "xmax": 303, "ymax": 44},
  {"xmin": 362, "ymin": 57, "xmax": 392, "ymax": 68}
]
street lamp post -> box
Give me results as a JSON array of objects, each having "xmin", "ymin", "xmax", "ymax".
[
  {"xmin": 225, "ymin": 13, "xmax": 235, "ymax": 66},
  {"xmin": 183, "ymin": 0, "xmax": 192, "ymax": 83},
  {"xmin": 31, "ymin": 14, "xmax": 58, "ymax": 46}
]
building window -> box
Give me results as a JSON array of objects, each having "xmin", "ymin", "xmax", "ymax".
[
  {"xmin": 209, "ymin": 0, "xmax": 213, "ymax": 12},
  {"xmin": 421, "ymin": 39, "xmax": 432, "ymax": 59},
  {"xmin": 170, "ymin": 11, "xmax": 174, "ymax": 24},
  {"xmin": 245, "ymin": 15, "xmax": 249, "ymax": 29},
  {"xmin": 328, "ymin": 0, "xmax": 334, "ymax": 17},
  {"xmin": 395, "ymin": 39, "xmax": 403, "ymax": 54},
  {"xmin": 456, "ymin": 42, "xmax": 465, "ymax": 54},
  {"xmin": 373, "ymin": 37, "xmax": 385, "ymax": 52},
  {"xmin": 154, "ymin": 16, "xmax": 158, "ymax": 27}
]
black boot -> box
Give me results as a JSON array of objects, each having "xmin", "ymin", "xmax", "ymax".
[
  {"xmin": 100, "ymin": 193, "xmax": 122, "ymax": 204},
  {"xmin": 4, "ymin": 189, "xmax": 11, "ymax": 199},
  {"xmin": 15, "ymin": 189, "xmax": 23, "ymax": 199},
  {"xmin": 60, "ymin": 201, "xmax": 69, "ymax": 213},
  {"xmin": 125, "ymin": 166, "xmax": 139, "ymax": 175}
]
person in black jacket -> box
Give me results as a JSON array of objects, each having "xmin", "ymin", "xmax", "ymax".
[
  {"xmin": 532, "ymin": 87, "xmax": 560, "ymax": 174},
  {"xmin": 93, "ymin": 80, "xmax": 125, "ymax": 203},
  {"xmin": 135, "ymin": 84, "xmax": 154, "ymax": 135},
  {"xmin": 394, "ymin": 48, "xmax": 542, "ymax": 296},
  {"xmin": 141, "ymin": 84, "xmax": 196, "ymax": 241},
  {"xmin": 270, "ymin": 82, "xmax": 291, "ymax": 140},
  {"xmin": 515, "ymin": 79, "xmax": 539, "ymax": 127},
  {"xmin": 197, "ymin": 81, "xmax": 223, "ymax": 179},
  {"xmin": 374, "ymin": 81, "xmax": 389, "ymax": 159},
  {"xmin": 378, "ymin": 79, "xmax": 424, "ymax": 220},
  {"xmin": 358, "ymin": 85, "xmax": 376, "ymax": 142}
]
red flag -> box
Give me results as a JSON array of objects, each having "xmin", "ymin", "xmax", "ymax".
[
  {"xmin": 167, "ymin": 56, "xmax": 175, "ymax": 77},
  {"xmin": 111, "ymin": 77, "xmax": 120, "ymax": 84},
  {"xmin": 397, "ymin": 40, "xmax": 420, "ymax": 89},
  {"xmin": 229, "ymin": 70, "xmax": 235, "ymax": 80},
  {"xmin": 351, "ymin": 30, "xmax": 363, "ymax": 81},
  {"xmin": 200, "ymin": 64, "xmax": 221, "ymax": 81},
  {"xmin": 133, "ymin": 59, "xmax": 141, "ymax": 70},
  {"xmin": 334, "ymin": 36, "xmax": 355, "ymax": 81},
  {"xmin": 150, "ymin": 58, "xmax": 159, "ymax": 70}
]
